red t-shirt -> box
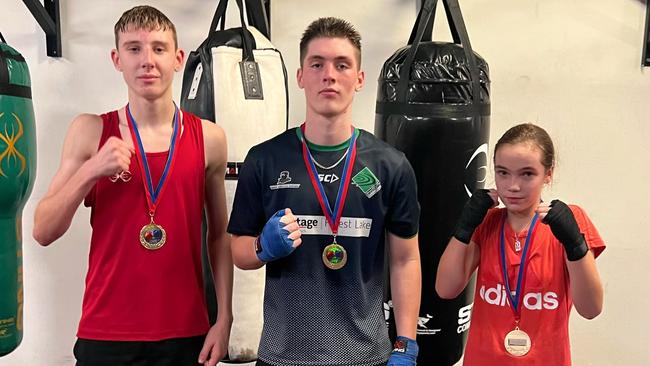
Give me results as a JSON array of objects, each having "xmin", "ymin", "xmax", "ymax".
[
  {"xmin": 77, "ymin": 110, "xmax": 209, "ymax": 341},
  {"xmin": 463, "ymin": 206, "xmax": 605, "ymax": 366}
]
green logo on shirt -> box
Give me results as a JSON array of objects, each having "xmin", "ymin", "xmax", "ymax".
[{"xmin": 352, "ymin": 167, "xmax": 381, "ymax": 198}]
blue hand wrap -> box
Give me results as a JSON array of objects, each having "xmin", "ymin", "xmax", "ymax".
[
  {"xmin": 387, "ymin": 336, "xmax": 418, "ymax": 366},
  {"xmin": 256, "ymin": 209, "xmax": 295, "ymax": 262}
]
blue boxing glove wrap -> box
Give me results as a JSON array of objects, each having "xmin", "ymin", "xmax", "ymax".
[
  {"xmin": 256, "ymin": 209, "xmax": 295, "ymax": 262},
  {"xmin": 387, "ymin": 336, "xmax": 418, "ymax": 366}
]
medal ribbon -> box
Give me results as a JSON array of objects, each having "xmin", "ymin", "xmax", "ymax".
[
  {"xmin": 499, "ymin": 212, "xmax": 540, "ymax": 321},
  {"xmin": 300, "ymin": 123, "xmax": 357, "ymax": 236},
  {"xmin": 126, "ymin": 104, "xmax": 180, "ymax": 216}
]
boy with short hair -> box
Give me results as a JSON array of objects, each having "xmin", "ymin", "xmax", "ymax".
[
  {"xmin": 33, "ymin": 6, "xmax": 232, "ymax": 366},
  {"xmin": 230, "ymin": 17, "xmax": 421, "ymax": 366}
]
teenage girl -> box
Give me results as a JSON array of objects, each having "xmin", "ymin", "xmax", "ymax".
[{"xmin": 436, "ymin": 123, "xmax": 605, "ymax": 365}]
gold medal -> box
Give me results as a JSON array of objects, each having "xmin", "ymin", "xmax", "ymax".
[
  {"xmin": 322, "ymin": 242, "xmax": 347, "ymax": 270},
  {"xmin": 127, "ymin": 104, "xmax": 180, "ymax": 252},
  {"xmin": 139, "ymin": 219, "xmax": 166, "ymax": 250},
  {"xmin": 504, "ymin": 327, "xmax": 531, "ymax": 356},
  {"xmin": 300, "ymin": 124, "xmax": 358, "ymax": 272}
]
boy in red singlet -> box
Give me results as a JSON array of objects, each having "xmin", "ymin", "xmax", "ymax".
[
  {"xmin": 436, "ymin": 123, "xmax": 605, "ymax": 365},
  {"xmin": 32, "ymin": 6, "xmax": 232, "ymax": 366}
]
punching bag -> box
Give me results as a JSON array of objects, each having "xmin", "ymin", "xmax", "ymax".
[
  {"xmin": 181, "ymin": 0, "xmax": 287, "ymax": 361},
  {"xmin": 375, "ymin": 1, "xmax": 489, "ymax": 365},
  {"xmin": 0, "ymin": 36, "xmax": 36, "ymax": 356}
]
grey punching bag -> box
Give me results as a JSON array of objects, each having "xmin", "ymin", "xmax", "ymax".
[
  {"xmin": 0, "ymin": 34, "xmax": 37, "ymax": 356},
  {"xmin": 375, "ymin": 1, "xmax": 489, "ymax": 365}
]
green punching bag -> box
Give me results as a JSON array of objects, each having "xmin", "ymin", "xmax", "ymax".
[{"xmin": 0, "ymin": 34, "xmax": 36, "ymax": 356}]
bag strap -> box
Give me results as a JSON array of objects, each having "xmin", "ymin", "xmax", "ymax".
[
  {"xmin": 208, "ymin": 0, "xmax": 229, "ymax": 34},
  {"xmin": 206, "ymin": 0, "xmax": 256, "ymax": 61},
  {"xmin": 234, "ymin": 0, "xmax": 255, "ymax": 61},
  {"xmin": 441, "ymin": 1, "xmax": 461, "ymax": 44},
  {"xmin": 445, "ymin": 0, "xmax": 480, "ymax": 106},
  {"xmin": 208, "ymin": 0, "xmax": 268, "ymax": 36},
  {"xmin": 407, "ymin": 0, "xmax": 437, "ymax": 45},
  {"xmin": 0, "ymin": 49, "xmax": 8, "ymax": 86},
  {"xmin": 245, "ymin": 0, "xmax": 270, "ymax": 39},
  {"xmin": 408, "ymin": 1, "xmax": 459, "ymax": 44},
  {"xmin": 0, "ymin": 32, "xmax": 5, "ymax": 44},
  {"xmin": 397, "ymin": 0, "xmax": 481, "ymax": 107}
]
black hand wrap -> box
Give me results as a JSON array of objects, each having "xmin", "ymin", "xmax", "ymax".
[
  {"xmin": 453, "ymin": 189, "xmax": 494, "ymax": 245},
  {"xmin": 542, "ymin": 200, "xmax": 589, "ymax": 261}
]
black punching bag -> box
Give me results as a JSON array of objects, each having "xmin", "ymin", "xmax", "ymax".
[{"xmin": 375, "ymin": 1, "xmax": 489, "ymax": 365}]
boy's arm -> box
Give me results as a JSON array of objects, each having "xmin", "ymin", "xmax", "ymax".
[
  {"xmin": 199, "ymin": 120, "xmax": 233, "ymax": 365},
  {"xmin": 33, "ymin": 113, "xmax": 133, "ymax": 246},
  {"xmin": 388, "ymin": 233, "xmax": 421, "ymax": 340},
  {"xmin": 232, "ymin": 234, "xmax": 265, "ymax": 270}
]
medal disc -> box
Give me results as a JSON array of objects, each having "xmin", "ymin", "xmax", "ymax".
[
  {"xmin": 322, "ymin": 243, "xmax": 347, "ymax": 270},
  {"xmin": 140, "ymin": 223, "xmax": 167, "ymax": 250},
  {"xmin": 504, "ymin": 328, "xmax": 531, "ymax": 356}
]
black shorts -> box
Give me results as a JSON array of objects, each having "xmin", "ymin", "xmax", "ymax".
[
  {"xmin": 74, "ymin": 335, "xmax": 205, "ymax": 366},
  {"xmin": 255, "ymin": 360, "xmax": 387, "ymax": 366}
]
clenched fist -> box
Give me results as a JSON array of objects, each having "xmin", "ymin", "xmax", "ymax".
[{"xmin": 87, "ymin": 136, "xmax": 134, "ymax": 180}]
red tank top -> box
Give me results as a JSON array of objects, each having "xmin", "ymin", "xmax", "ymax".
[
  {"xmin": 78, "ymin": 110, "xmax": 209, "ymax": 341},
  {"xmin": 463, "ymin": 206, "xmax": 605, "ymax": 366}
]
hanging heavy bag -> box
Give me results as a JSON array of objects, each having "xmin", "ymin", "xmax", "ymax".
[
  {"xmin": 375, "ymin": 1, "xmax": 490, "ymax": 365},
  {"xmin": 181, "ymin": 0, "xmax": 287, "ymax": 163},
  {"xmin": 180, "ymin": 0, "xmax": 288, "ymax": 362},
  {"xmin": 0, "ymin": 36, "xmax": 37, "ymax": 357}
]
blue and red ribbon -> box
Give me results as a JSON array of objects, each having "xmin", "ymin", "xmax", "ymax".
[
  {"xmin": 300, "ymin": 123, "xmax": 357, "ymax": 235},
  {"xmin": 499, "ymin": 212, "xmax": 540, "ymax": 320},
  {"xmin": 126, "ymin": 104, "xmax": 180, "ymax": 217}
]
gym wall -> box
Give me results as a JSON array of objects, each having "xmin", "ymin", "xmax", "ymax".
[{"xmin": 0, "ymin": 0, "xmax": 647, "ymax": 365}]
